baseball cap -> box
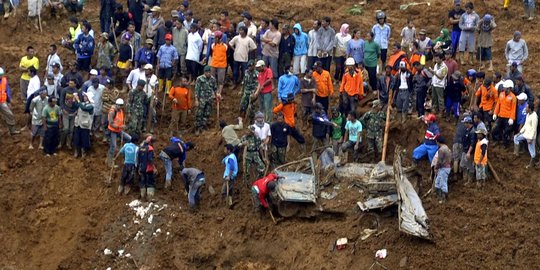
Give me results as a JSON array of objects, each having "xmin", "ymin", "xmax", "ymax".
[
  {"xmin": 165, "ymin": 33, "xmax": 173, "ymax": 40},
  {"xmin": 89, "ymin": 69, "xmax": 98, "ymax": 75},
  {"xmin": 517, "ymin": 93, "xmax": 528, "ymax": 101},
  {"xmin": 255, "ymin": 60, "xmax": 265, "ymax": 68}
]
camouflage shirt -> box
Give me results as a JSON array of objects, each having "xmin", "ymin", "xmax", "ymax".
[
  {"xmin": 240, "ymin": 134, "xmax": 262, "ymax": 152},
  {"xmin": 360, "ymin": 110, "xmax": 386, "ymax": 138},
  {"xmin": 242, "ymin": 69, "xmax": 258, "ymax": 96},
  {"xmin": 101, "ymin": 87, "xmax": 119, "ymax": 115},
  {"xmin": 195, "ymin": 74, "xmax": 217, "ymax": 100},
  {"xmin": 127, "ymin": 89, "xmax": 147, "ymax": 115}
]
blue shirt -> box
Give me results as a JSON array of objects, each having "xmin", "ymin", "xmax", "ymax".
[
  {"xmin": 517, "ymin": 102, "xmax": 527, "ymax": 125},
  {"xmin": 347, "ymin": 39, "xmax": 365, "ymax": 65},
  {"xmin": 157, "ymin": 44, "xmax": 179, "ymax": 68},
  {"xmin": 371, "ymin": 24, "xmax": 391, "ymax": 49},
  {"xmin": 222, "ymin": 153, "xmax": 238, "ymax": 179},
  {"xmin": 119, "ymin": 142, "xmax": 138, "ymax": 164},
  {"xmin": 277, "ymin": 74, "xmax": 300, "ymax": 102},
  {"xmin": 292, "ymin": 23, "xmax": 308, "ymax": 56},
  {"xmin": 135, "ymin": 47, "xmax": 156, "ymax": 66},
  {"xmin": 345, "ymin": 120, "xmax": 363, "ymax": 142}
]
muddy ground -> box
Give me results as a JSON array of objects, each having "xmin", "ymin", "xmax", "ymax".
[{"xmin": 0, "ymin": 0, "xmax": 539, "ymax": 269}]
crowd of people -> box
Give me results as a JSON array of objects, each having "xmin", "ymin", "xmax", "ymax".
[{"xmin": 0, "ymin": 0, "xmax": 537, "ymax": 209}]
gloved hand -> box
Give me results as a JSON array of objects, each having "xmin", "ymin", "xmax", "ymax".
[
  {"xmin": 508, "ymin": 119, "xmax": 514, "ymax": 125},
  {"xmin": 492, "ymin": 114, "xmax": 497, "ymax": 121}
]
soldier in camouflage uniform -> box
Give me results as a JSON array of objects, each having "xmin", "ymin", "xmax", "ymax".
[
  {"xmin": 126, "ymin": 80, "xmax": 148, "ymax": 137},
  {"xmin": 360, "ymin": 100, "xmax": 386, "ymax": 159},
  {"xmin": 195, "ymin": 65, "xmax": 219, "ymax": 135},
  {"xmin": 238, "ymin": 125, "xmax": 265, "ymax": 183},
  {"xmin": 239, "ymin": 60, "xmax": 259, "ymax": 119}
]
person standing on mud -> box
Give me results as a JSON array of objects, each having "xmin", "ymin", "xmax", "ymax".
[
  {"xmin": 73, "ymin": 92, "xmax": 94, "ymax": 158},
  {"xmin": 448, "ymin": 0, "xmax": 465, "ymax": 57},
  {"xmin": 126, "ymin": 80, "xmax": 148, "ymax": 137},
  {"xmin": 42, "ymin": 97, "xmax": 62, "ymax": 156},
  {"xmin": 168, "ymin": 77, "xmax": 192, "ymax": 135},
  {"xmin": 339, "ymin": 111, "xmax": 363, "ymax": 163},
  {"xmin": 222, "ymin": 144, "xmax": 239, "ymax": 199},
  {"xmin": 59, "ymin": 79, "xmax": 81, "ymax": 150},
  {"xmin": 19, "ymin": 46, "xmax": 40, "ymax": 103},
  {"xmin": 312, "ymin": 61, "xmax": 333, "ymax": 114},
  {"xmin": 239, "ymin": 60, "xmax": 258, "ymax": 119},
  {"xmin": 270, "ymin": 112, "xmax": 290, "ymax": 167},
  {"xmin": 473, "ymin": 127, "xmax": 488, "ymax": 187},
  {"xmin": 253, "ymin": 60, "xmax": 274, "ymax": 122},
  {"xmin": 433, "ymin": 137, "xmax": 451, "ymax": 203},
  {"xmin": 372, "ymin": 11, "xmax": 391, "ymax": 68},
  {"xmin": 115, "ymin": 136, "xmax": 139, "ymax": 195},
  {"xmin": 138, "ymin": 135, "xmax": 156, "ymax": 200},
  {"xmin": 427, "ymin": 53, "xmax": 448, "ymax": 116},
  {"xmin": 73, "ymin": 22, "xmax": 95, "ymax": 72},
  {"xmin": 107, "ymin": 98, "xmax": 131, "ymax": 167},
  {"xmin": 219, "ymin": 117, "xmax": 243, "ymax": 156},
  {"xmin": 492, "ymin": 80, "xmax": 517, "ymax": 146},
  {"xmin": 0, "ymin": 68, "xmax": 21, "ymax": 135},
  {"xmin": 360, "ymin": 100, "xmax": 386, "ymax": 160},
  {"xmin": 194, "ymin": 65, "xmax": 219, "ymax": 135},
  {"xmin": 181, "ymin": 167, "xmax": 206, "ymax": 210},
  {"xmin": 412, "ymin": 61, "xmax": 431, "ymax": 119},
  {"xmin": 239, "ymin": 126, "xmax": 265, "ymax": 185}
]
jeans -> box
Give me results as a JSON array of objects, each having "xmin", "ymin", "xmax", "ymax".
[
  {"xmin": 188, "ymin": 174, "xmax": 205, "ymax": 207},
  {"xmin": 108, "ymin": 131, "xmax": 131, "ymax": 158},
  {"xmin": 140, "ymin": 172, "xmax": 155, "ymax": 188},
  {"xmin": 412, "ymin": 143, "xmax": 439, "ymax": 163},
  {"xmin": 514, "ymin": 133, "xmax": 536, "ymax": 158},
  {"xmin": 416, "ymin": 90, "xmax": 427, "ymax": 117},
  {"xmin": 233, "ymin": 61, "xmax": 248, "ymax": 84},
  {"xmin": 160, "ymin": 151, "xmax": 173, "ymax": 182},
  {"xmin": 340, "ymin": 140, "xmax": 361, "ymax": 161},
  {"xmin": 445, "ymin": 98, "xmax": 460, "ymax": 118},
  {"xmin": 366, "ymin": 66, "xmax": 377, "ymax": 92},
  {"xmin": 61, "ymin": 112, "xmax": 76, "ymax": 147},
  {"xmin": 450, "ymin": 30, "xmax": 461, "ymax": 57},
  {"xmin": 259, "ymin": 92, "xmax": 273, "ymax": 123},
  {"xmin": 263, "ymin": 55, "xmax": 278, "ymax": 79},
  {"xmin": 435, "ymin": 167, "xmax": 451, "ymax": 193},
  {"xmin": 333, "ymin": 56, "xmax": 345, "ymax": 81}
]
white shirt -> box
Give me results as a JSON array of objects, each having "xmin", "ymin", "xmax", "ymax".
[
  {"xmin": 431, "ymin": 62, "xmax": 448, "ymax": 88},
  {"xmin": 27, "ymin": 75, "xmax": 41, "ymax": 98},
  {"xmin": 399, "ymin": 72, "xmax": 408, "ymax": 89},
  {"xmin": 253, "ymin": 123, "xmax": 271, "ymax": 141},
  {"xmin": 246, "ymin": 23, "xmax": 258, "ymax": 39},
  {"xmin": 142, "ymin": 74, "xmax": 158, "ymax": 98},
  {"xmin": 187, "ymin": 32, "xmax": 203, "ymax": 62},
  {"xmin": 520, "ymin": 111, "xmax": 538, "ymax": 140},
  {"xmin": 126, "ymin": 68, "xmax": 145, "ymax": 90},
  {"xmin": 87, "ymin": 84, "xmax": 105, "ymax": 115},
  {"xmin": 45, "ymin": 53, "xmax": 62, "ymax": 75},
  {"xmin": 308, "ymin": 29, "xmax": 319, "ymax": 57}
]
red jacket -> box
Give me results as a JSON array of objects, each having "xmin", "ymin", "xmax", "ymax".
[{"xmin": 252, "ymin": 173, "xmax": 279, "ymax": 208}]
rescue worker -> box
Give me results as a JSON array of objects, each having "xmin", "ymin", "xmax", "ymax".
[
  {"xmin": 433, "ymin": 136, "xmax": 451, "ymax": 203},
  {"xmin": 115, "ymin": 136, "xmax": 139, "ymax": 195},
  {"xmin": 412, "ymin": 113, "xmax": 440, "ymax": 166},
  {"xmin": 460, "ymin": 115, "xmax": 476, "ymax": 184},
  {"xmin": 138, "ymin": 135, "xmax": 156, "ymax": 200},
  {"xmin": 160, "ymin": 137, "xmax": 191, "ymax": 189},
  {"xmin": 107, "ymin": 98, "xmax": 132, "ymax": 167},
  {"xmin": 126, "ymin": 80, "xmax": 148, "ymax": 136},
  {"xmin": 514, "ymin": 103, "xmax": 537, "ymax": 168},
  {"xmin": 492, "ymin": 80, "xmax": 517, "ymax": 146},
  {"xmin": 0, "ymin": 67, "xmax": 21, "ymax": 135},
  {"xmin": 395, "ymin": 61, "xmax": 413, "ymax": 123},
  {"xmin": 181, "ymin": 167, "xmax": 206, "ymax": 210},
  {"xmin": 222, "ymin": 144, "xmax": 239, "ymax": 198},
  {"xmin": 238, "ymin": 125, "xmax": 265, "ymax": 184},
  {"xmin": 239, "ymin": 60, "xmax": 258, "ymax": 119},
  {"xmin": 473, "ymin": 127, "xmax": 488, "ymax": 187},
  {"xmin": 270, "ymin": 112, "xmax": 290, "ymax": 167},
  {"xmin": 473, "ymin": 78, "xmax": 497, "ymax": 130},
  {"xmin": 360, "ymin": 100, "xmax": 386, "ymax": 159},
  {"xmin": 339, "ymin": 57, "xmax": 364, "ymax": 115},
  {"xmin": 251, "ymin": 173, "xmax": 279, "ymax": 212},
  {"xmin": 194, "ymin": 65, "xmax": 219, "ymax": 135}
]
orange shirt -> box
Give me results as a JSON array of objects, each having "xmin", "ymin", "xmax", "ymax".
[
  {"xmin": 211, "ymin": 43, "xmax": 228, "ymax": 68},
  {"xmin": 409, "ymin": 53, "xmax": 422, "ymax": 74},
  {"xmin": 340, "ymin": 69, "xmax": 364, "ymax": 96},
  {"xmin": 169, "ymin": 86, "xmax": 192, "ymax": 111},
  {"xmin": 474, "ymin": 138, "xmax": 488, "ymax": 165},
  {"xmin": 273, "ymin": 102, "xmax": 296, "ymax": 127},
  {"xmin": 313, "ymin": 70, "xmax": 333, "ymax": 97},
  {"xmin": 494, "ymin": 91, "xmax": 517, "ymax": 120},
  {"xmin": 475, "ymin": 85, "xmax": 498, "ymax": 111}
]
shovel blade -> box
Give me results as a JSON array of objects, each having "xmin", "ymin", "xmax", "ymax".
[{"xmin": 208, "ymin": 185, "xmax": 216, "ymax": 195}]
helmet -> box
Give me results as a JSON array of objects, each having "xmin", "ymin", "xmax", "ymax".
[
  {"xmin": 376, "ymin": 11, "xmax": 386, "ymax": 20},
  {"xmin": 503, "ymin": 80, "xmax": 514, "ymax": 89},
  {"xmin": 345, "ymin": 57, "xmax": 355, "ymax": 66},
  {"xmin": 425, "ymin": 113, "xmax": 436, "ymax": 122},
  {"xmin": 466, "ymin": 69, "xmax": 476, "ymax": 78},
  {"xmin": 115, "ymin": 98, "xmax": 124, "ymax": 105},
  {"xmin": 267, "ymin": 181, "xmax": 277, "ymax": 191},
  {"xmin": 0, "ymin": 67, "xmax": 4, "ymax": 76},
  {"xmin": 214, "ymin": 31, "xmax": 223, "ymax": 39}
]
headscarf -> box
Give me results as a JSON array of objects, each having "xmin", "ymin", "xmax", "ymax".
[
  {"xmin": 434, "ymin": 28, "xmax": 451, "ymax": 44},
  {"xmin": 340, "ymin": 23, "xmax": 349, "ymax": 37}
]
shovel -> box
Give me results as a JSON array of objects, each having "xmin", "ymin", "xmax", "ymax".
[
  {"xmin": 208, "ymin": 184, "xmax": 216, "ymax": 195},
  {"xmin": 399, "ymin": 2, "xmax": 431, "ymax": 10},
  {"xmin": 226, "ymin": 181, "xmax": 233, "ymax": 207}
]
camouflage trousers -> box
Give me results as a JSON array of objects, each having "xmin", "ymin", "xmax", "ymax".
[
  {"xmin": 240, "ymin": 93, "xmax": 251, "ymax": 112},
  {"xmin": 196, "ymin": 98, "xmax": 213, "ymax": 129},
  {"xmin": 270, "ymin": 145, "xmax": 287, "ymax": 167},
  {"xmin": 244, "ymin": 150, "xmax": 265, "ymax": 183},
  {"xmin": 366, "ymin": 135, "xmax": 383, "ymax": 153},
  {"xmin": 126, "ymin": 112, "xmax": 144, "ymax": 137}
]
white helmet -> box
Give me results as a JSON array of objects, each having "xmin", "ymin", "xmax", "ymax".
[
  {"xmin": 115, "ymin": 98, "xmax": 124, "ymax": 105},
  {"xmin": 0, "ymin": 67, "xmax": 4, "ymax": 76},
  {"xmin": 345, "ymin": 58, "xmax": 355, "ymax": 66}
]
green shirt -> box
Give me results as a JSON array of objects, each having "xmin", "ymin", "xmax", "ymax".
[
  {"xmin": 331, "ymin": 114, "xmax": 344, "ymax": 140},
  {"xmin": 363, "ymin": 41, "xmax": 381, "ymax": 68},
  {"xmin": 42, "ymin": 104, "xmax": 61, "ymax": 127}
]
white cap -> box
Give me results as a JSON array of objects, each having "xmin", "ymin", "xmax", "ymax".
[
  {"xmin": 345, "ymin": 57, "xmax": 355, "ymax": 66},
  {"xmin": 399, "ymin": 61, "xmax": 406, "ymax": 68},
  {"xmin": 517, "ymin": 93, "xmax": 528, "ymax": 101},
  {"xmin": 115, "ymin": 98, "xmax": 124, "ymax": 105},
  {"xmin": 503, "ymin": 80, "xmax": 514, "ymax": 89},
  {"xmin": 255, "ymin": 60, "xmax": 265, "ymax": 68},
  {"xmin": 84, "ymin": 92, "xmax": 95, "ymax": 103},
  {"xmin": 89, "ymin": 69, "xmax": 98, "ymax": 75},
  {"xmin": 144, "ymin": 64, "xmax": 153, "ymax": 70},
  {"xmin": 0, "ymin": 67, "xmax": 4, "ymax": 76}
]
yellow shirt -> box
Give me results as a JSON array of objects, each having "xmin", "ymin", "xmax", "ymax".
[{"xmin": 20, "ymin": 56, "xmax": 39, "ymax": 81}]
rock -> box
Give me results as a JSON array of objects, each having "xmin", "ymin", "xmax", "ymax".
[{"xmin": 399, "ymin": 256, "xmax": 408, "ymax": 268}]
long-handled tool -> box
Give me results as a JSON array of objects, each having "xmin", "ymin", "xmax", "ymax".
[
  {"xmin": 37, "ymin": 4, "xmax": 42, "ymax": 32},
  {"xmin": 216, "ymin": 96, "xmax": 220, "ymax": 128},
  {"xmin": 268, "ymin": 208, "xmax": 277, "ymax": 224},
  {"xmin": 226, "ymin": 180, "xmax": 233, "ymax": 207},
  {"xmin": 110, "ymin": 18, "xmax": 119, "ymax": 49},
  {"xmin": 422, "ymin": 167, "xmax": 436, "ymax": 199},
  {"xmin": 399, "ymin": 2, "xmax": 431, "ymax": 10}
]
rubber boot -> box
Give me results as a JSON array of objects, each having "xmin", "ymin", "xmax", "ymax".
[
  {"xmin": 117, "ymin": 185, "xmax": 124, "ymax": 195},
  {"xmin": 442, "ymin": 192, "xmax": 448, "ymax": 203},
  {"xmin": 165, "ymin": 80, "xmax": 172, "ymax": 95},
  {"xmin": 522, "ymin": 7, "xmax": 530, "ymax": 18},
  {"xmin": 147, "ymin": 187, "xmax": 155, "ymax": 201},
  {"xmin": 463, "ymin": 171, "xmax": 470, "ymax": 185},
  {"xmin": 124, "ymin": 185, "xmax": 131, "ymax": 195},
  {"xmin": 468, "ymin": 53, "xmax": 474, "ymax": 65},
  {"xmin": 158, "ymin": 79, "xmax": 164, "ymax": 92},
  {"xmin": 67, "ymin": 136, "xmax": 73, "ymax": 150},
  {"xmin": 488, "ymin": 60, "xmax": 494, "ymax": 71},
  {"xmin": 165, "ymin": 180, "xmax": 172, "ymax": 190},
  {"xmin": 513, "ymin": 144, "xmax": 520, "ymax": 156},
  {"xmin": 400, "ymin": 112, "xmax": 406, "ymax": 124},
  {"xmin": 8, "ymin": 125, "xmax": 20, "ymax": 135},
  {"xmin": 453, "ymin": 160, "xmax": 459, "ymax": 174},
  {"xmin": 81, "ymin": 149, "xmax": 86, "ymax": 158},
  {"xmin": 459, "ymin": 52, "xmax": 465, "ymax": 65},
  {"xmin": 526, "ymin": 158, "xmax": 535, "ymax": 169},
  {"xmin": 140, "ymin": 188, "xmax": 147, "ymax": 200},
  {"xmin": 73, "ymin": 148, "xmax": 79, "ymax": 158}
]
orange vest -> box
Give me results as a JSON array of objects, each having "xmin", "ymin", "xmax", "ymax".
[
  {"xmin": 0, "ymin": 77, "xmax": 7, "ymax": 103},
  {"xmin": 388, "ymin": 51, "xmax": 409, "ymax": 76},
  {"xmin": 474, "ymin": 138, "xmax": 488, "ymax": 165},
  {"xmin": 108, "ymin": 108, "xmax": 125, "ymax": 133},
  {"xmin": 211, "ymin": 43, "xmax": 228, "ymax": 68}
]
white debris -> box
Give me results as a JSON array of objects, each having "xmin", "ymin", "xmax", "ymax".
[
  {"xmin": 128, "ymin": 200, "xmax": 141, "ymax": 208},
  {"xmin": 104, "ymin": 248, "xmax": 112, "ymax": 255},
  {"xmin": 152, "ymin": 233, "xmax": 157, "ymax": 236},
  {"xmin": 118, "ymin": 249, "xmax": 124, "ymax": 257},
  {"xmin": 122, "ymin": 224, "xmax": 126, "ymax": 228},
  {"xmin": 148, "ymin": 214, "xmax": 154, "ymax": 224},
  {"xmin": 106, "ymin": 267, "xmax": 112, "ymax": 270},
  {"xmin": 166, "ymin": 232, "xmax": 170, "ymax": 236},
  {"xmin": 134, "ymin": 220, "xmax": 140, "ymax": 224},
  {"xmin": 134, "ymin": 231, "xmax": 144, "ymax": 241},
  {"xmin": 375, "ymin": 249, "xmax": 387, "ymax": 259},
  {"xmin": 153, "ymin": 204, "xmax": 159, "ymax": 208},
  {"xmin": 156, "ymin": 228, "xmax": 161, "ymax": 233},
  {"xmin": 125, "ymin": 253, "xmax": 131, "ymax": 258}
]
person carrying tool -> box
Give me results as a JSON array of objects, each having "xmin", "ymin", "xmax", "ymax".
[
  {"xmin": 473, "ymin": 127, "xmax": 488, "ymax": 187},
  {"xmin": 138, "ymin": 135, "xmax": 156, "ymax": 200},
  {"xmin": 433, "ymin": 136, "xmax": 452, "ymax": 203},
  {"xmin": 194, "ymin": 65, "xmax": 219, "ymax": 135},
  {"xmin": 107, "ymin": 98, "xmax": 131, "ymax": 167},
  {"xmin": 181, "ymin": 167, "xmax": 206, "ymax": 210},
  {"xmin": 219, "ymin": 117, "xmax": 243, "ymax": 156},
  {"xmin": 115, "ymin": 136, "xmax": 139, "ymax": 195},
  {"xmin": 251, "ymin": 173, "xmax": 279, "ymax": 212},
  {"xmin": 222, "ymin": 144, "xmax": 239, "ymax": 200},
  {"xmin": 238, "ymin": 125, "xmax": 265, "ymax": 184},
  {"xmin": 412, "ymin": 113, "xmax": 440, "ymax": 166}
]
